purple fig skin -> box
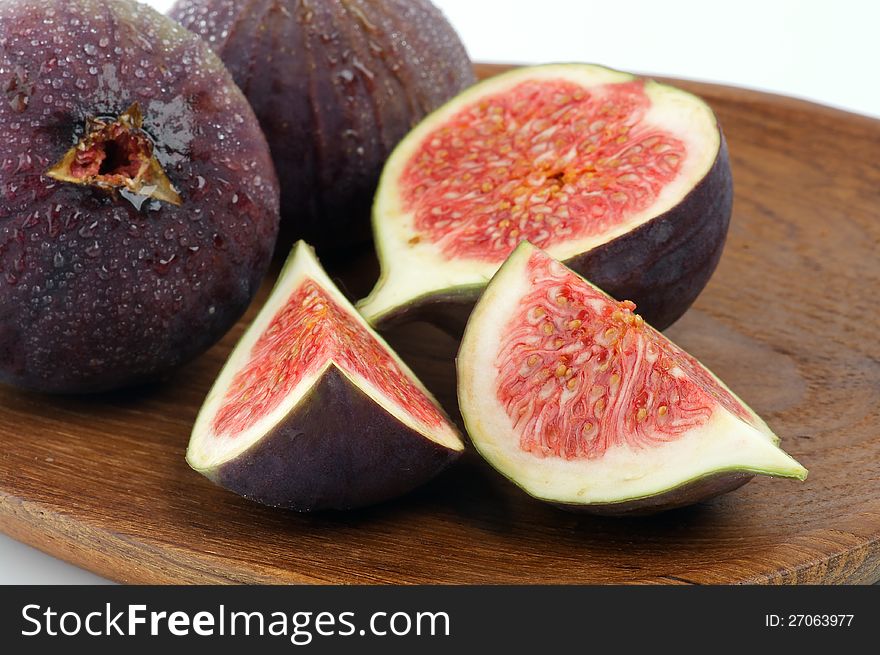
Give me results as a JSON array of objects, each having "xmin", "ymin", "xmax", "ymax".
[
  {"xmin": 0, "ymin": 0, "xmax": 279, "ymax": 393},
  {"xmin": 169, "ymin": 0, "xmax": 476, "ymax": 255},
  {"xmin": 552, "ymin": 471, "xmax": 753, "ymax": 516},
  {"xmin": 205, "ymin": 367, "xmax": 461, "ymax": 512},
  {"xmin": 373, "ymin": 134, "xmax": 732, "ymax": 337}
]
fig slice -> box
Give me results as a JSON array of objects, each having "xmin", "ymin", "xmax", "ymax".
[
  {"xmin": 187, "ymin": 241, "xmax": 464, "ymax": 511},
  {"xmin": 358, "ymin": 64, "xmax": 733, "ymax": 334},
  {"xmin": 457, "ymin": 242, "xmax": 806, "ymax": 515}
]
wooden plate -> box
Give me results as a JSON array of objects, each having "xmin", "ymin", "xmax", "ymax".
[{"xmin": 1, "ymin": 65, "xmax": 878, "ymax": 584}]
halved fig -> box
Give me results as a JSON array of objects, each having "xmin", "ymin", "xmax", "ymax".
[
  {"xmin": 458, "ymin": 242, "xmax": 806, "ymax": 514},
  {"xmin": 359, "ymin": 64, "xmax": 732, "ymax": 334},
  {"xmin": 188, "ymin": 242, "xmax": 464, "ymax": 511}
]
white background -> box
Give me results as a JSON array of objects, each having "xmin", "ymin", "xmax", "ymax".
[{"xmin": 1, "ymin": 0, "xmax": 878, "ymax": 583}]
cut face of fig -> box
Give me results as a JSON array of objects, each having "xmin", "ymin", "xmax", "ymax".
[
  {"xmin": 359, "ymin": 64, "xmax": 733, "ymax": 333},
  {"xmin": 188, "ymin": 242, "xmax": 464, "ymax": 511},
  {"xmin": 458, "ymin": 242, "xmax": 806, "ymax": 514}
]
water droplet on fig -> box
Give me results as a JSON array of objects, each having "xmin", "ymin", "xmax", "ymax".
[
  {"xmin": 78, "ymin": 221, "xmax": 97, "ymax": 238},
  {"xmin": 154, "ymin": 254, "xmax": 176, "ymax": 275}
]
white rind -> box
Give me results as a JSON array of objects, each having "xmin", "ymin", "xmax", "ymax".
[
  {"xmin": 359, "ymin": 63, "xmax": 722, "ymax": 323},
  {"xmin": 188, "ymin": 242, "xmax": 463, "ymax": 472},
  {"xmin": 457, "ymin": 242, "xmax": 807, "ymax": 506}
]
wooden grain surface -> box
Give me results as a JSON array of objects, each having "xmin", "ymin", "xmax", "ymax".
[{"xmin": 1, "ymin": 64, "xmax": 879, "ymax": 584}]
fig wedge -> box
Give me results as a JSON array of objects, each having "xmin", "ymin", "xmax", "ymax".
[
  {"xmin": 188, "ymin": 242, "xmax": 464, "ymax": 511},
  {"xmin": 457, "ymin": 242, "xmax": 806, "ymax": 515}
]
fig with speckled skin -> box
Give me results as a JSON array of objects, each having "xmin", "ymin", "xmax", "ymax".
[
  {"xmin": 169, "ymin": 0, "xmax": 476, "ymax": 254},
  {"xmin": 0, "ymin": 0, "xmax": 279, "ymax": 393}
]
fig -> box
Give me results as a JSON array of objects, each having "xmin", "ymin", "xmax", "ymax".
[
  {"xmin": 0, "ymin": 0, "xmax": 279, "ymax": 393},
  {"xmin": 457, "ymin": 242, "xmax": 806, "ymax": 515},
  {"xmin": 169, "ymin": 0, "xmax": 476, "ymax": 254},
  {"xmin": 359, "ymin": 64, "xmax": 732, "ymax": 334},
  {"xmin": 187, "ymin": 241, "xmax": 464, "ymax": 511}
]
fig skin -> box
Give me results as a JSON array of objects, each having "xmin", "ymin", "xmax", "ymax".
[
  {"xmin": 169, "ymin": 0, "xmax": 477, "ymax": 255},
  {"xmin": 371, "ymin": 135, "xmax": 732, "ymax": 337},
  {"xmin": 201, "ymin": 367, "xmax": 461, "ymax": 512},
  {"xmin": 0, "ymin": 0, "xmax": 279, "ymax": 393}
]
